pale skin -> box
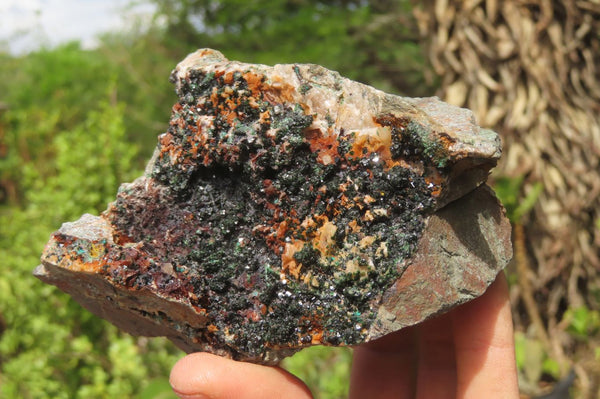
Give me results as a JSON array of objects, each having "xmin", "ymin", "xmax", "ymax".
[{"xmin": 169, "ymin": 273, "xmax": 519, "ymax": 399}]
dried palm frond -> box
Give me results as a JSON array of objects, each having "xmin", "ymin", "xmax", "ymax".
[{"xmin": 414, "ymin": 1, "xmax": 600, "ymax": 395}]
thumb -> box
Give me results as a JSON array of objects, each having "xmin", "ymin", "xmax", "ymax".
[{"xmin": 170, "ymin": 352, "xmax": 313, "ymax": 399}]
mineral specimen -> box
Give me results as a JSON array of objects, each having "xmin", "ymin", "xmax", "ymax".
[{"xmin": 35, "ymin": 49, "xmax": 512, "ymax": 364}]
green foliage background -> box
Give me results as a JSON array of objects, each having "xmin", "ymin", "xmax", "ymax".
[{"xmin": 0, "ymin": 1, "xmax": 432, "ymax": 398}]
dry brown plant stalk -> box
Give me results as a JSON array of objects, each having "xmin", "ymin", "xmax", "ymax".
[{"xmin": 413, "ymin": 1, "xmax": 600, "ymax": 397}]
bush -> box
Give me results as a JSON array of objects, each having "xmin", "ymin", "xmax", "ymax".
[{"xmin": 0, "ymin": 86, "xmax": 181, "ymax": 398}]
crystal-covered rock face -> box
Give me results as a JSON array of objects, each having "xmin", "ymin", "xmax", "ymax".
[{"xmin": 35, "ymin": 49, "xmax": 511, "ymax": 364}]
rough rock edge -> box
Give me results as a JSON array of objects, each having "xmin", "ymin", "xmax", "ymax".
[
  {"xmin": 34, "ymin": 49, "xmax": 512, "ymax": 364},
  {"xmin": 170, "ymin": 49, "xmax": 501, "ymax": 208},
  {"xmin": 34, "ymin": 186, "xmax": 511, "ymax": 364}
]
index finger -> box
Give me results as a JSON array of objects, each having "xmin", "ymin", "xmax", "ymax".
[
  {"xmin": 349, "ymin": 326, "xmax": 418, "ymax": 399},
  {"xmin": 451, "ymin": 272, "xmax": 519, "ymax": 398}
]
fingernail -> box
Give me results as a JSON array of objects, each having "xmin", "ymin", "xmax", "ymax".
[{"xmin": 171, "ymin": 388, "xmax": 210, "ymax": 399}]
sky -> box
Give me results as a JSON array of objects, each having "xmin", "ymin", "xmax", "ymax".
[{"xmin": 0, "ymin": 0, "xmax": 156, "ymax": 54}]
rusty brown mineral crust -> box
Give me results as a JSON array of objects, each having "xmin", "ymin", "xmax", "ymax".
[{"xmin": 35, "ymin": 49, "xmax": 512, "ymax": 364}]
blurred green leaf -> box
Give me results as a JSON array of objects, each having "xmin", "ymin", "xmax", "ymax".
[
  {"xmin": 563, "ymin": 306, "xmax": 600, "ymax": 340},
  {"xmin": 282, "ymin": 346, "xmax": 352, "ymax": 399},
  {"xmin": 514, "ymin": 182, "xmax": 543, "ymax": 222},
  {"xmin": 139, "ymin": 378, "xmax": 177, "ymax": 399},
  {"xmin": 493, "ymin": 176, "xmax": 543, "ymax": 223},
  {"xmin": 514, "ymin": 331, "xmax": 527, "ymax": 370},
  {"xmin": 523, "ymin": 338, "xmax": 545, "ymax": 384},
  {"xmin": 514, "ymin": 331, "xmax": 561, "ymax": 385},
  {"xmin": 542, "ymin": 358, "xmax": 561, "ymax": 379}
]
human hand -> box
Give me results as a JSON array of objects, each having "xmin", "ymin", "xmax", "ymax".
[{"xmin": 169, "ymin": 273, "xmax": 519, "ymax": 399}]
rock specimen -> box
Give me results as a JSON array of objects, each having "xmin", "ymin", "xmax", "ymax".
[{"xmin": 35, "ymin": 49, "xmax": 512, "ymax": 364}]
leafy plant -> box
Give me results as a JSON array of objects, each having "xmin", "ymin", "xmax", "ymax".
[
  {"xmin": 0, "ymin": 86, "xmax": 181, "ymax": 398},
  {"xmin": 514, "ymin": 331, "xmax": 560, "ymax": 385},
  {"xmin": 494, "ymin": 175, "xmax": 543, "ymax": 224},
  {"xmin": 563, "ymin": 306, "xmax": 600, "ymax": 340},
  {"xmin": 282, "ymin": 346, "xmax": 352, "ymax": 399}
]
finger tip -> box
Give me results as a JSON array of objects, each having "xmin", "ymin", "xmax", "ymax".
[
  {"xmin": 169, "ymin": 352, "xmax": 313, "ymax": 399},
  {"xmin": 169, "ymin": 352, "xmax": 214, "ymax": 398}
]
